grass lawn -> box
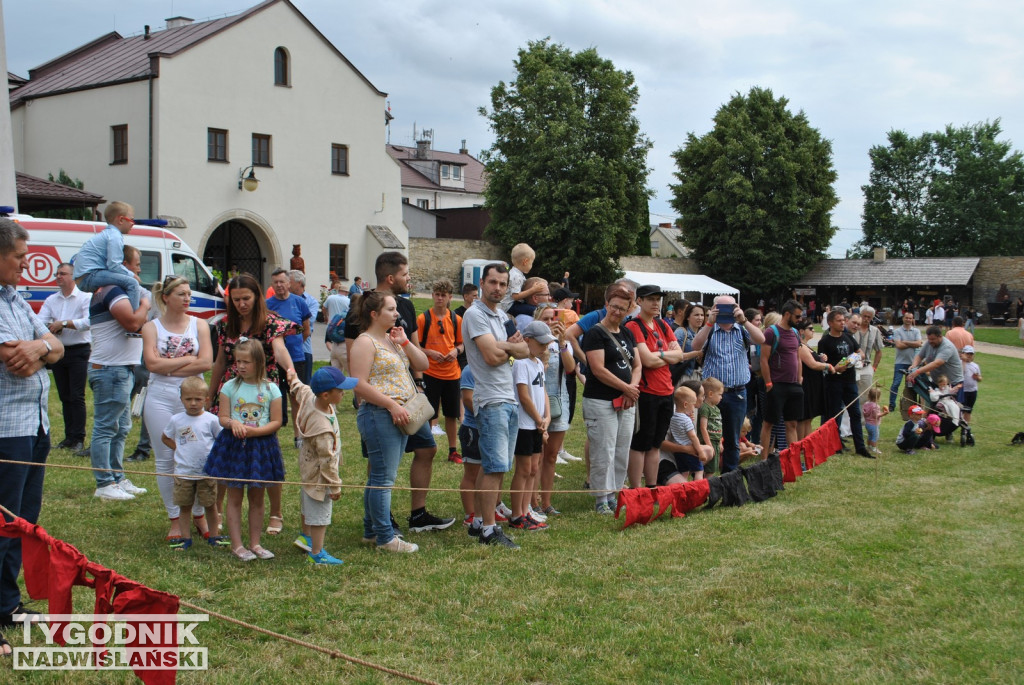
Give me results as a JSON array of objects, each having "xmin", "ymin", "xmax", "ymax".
[
  {"xmin": 5, "ymin": 344, "xmax": 1024, "ymax": 683},
  {"xmin": 971, "ymin": 326, "xmax": 1023, "ymax": 347}
]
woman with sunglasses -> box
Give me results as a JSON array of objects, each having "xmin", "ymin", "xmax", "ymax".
[
  {"xmin": 206, "ymin": 273, "xmax": 298, "ymax": 536},
  {"xmin": 581, "ymin": 285, "xmax": 641, "ymax": 514},
  {"xmin": 142, "ymin": 275, "xmax": 214, "ymax": 547}
]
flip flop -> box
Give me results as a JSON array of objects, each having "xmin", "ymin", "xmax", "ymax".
[
  {"xmin": 265, "ymin": 516, "xmax": 284, "ymax": 535},
  {"xmin": 168, "ymin": 537, "xmax": 192, "ymax": 552},
  {"xmin": 207, "ymin": 535, "xmax": 231, "ymax": 548}
]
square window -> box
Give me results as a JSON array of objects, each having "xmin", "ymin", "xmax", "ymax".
[
  {"xmin": 208, "ymin": 128, "xmax": 228, "ymax": 162},
  {"xmin": 452, "ymin": 165, "xmax": 462, "ymax": 180},
  {"xmin": 112, "ymin": 124, "xmax": 128, "ymax": 164},
  {"xmin": 252, "ymin": 133, "xmax": 271, "ymax": 167},
  {"xmin": 416, "ymin": 199, "xmax": 429, "ymax": 210},
  {"xmin": 441, "ymin": 164, "xmax": 450, "ymax": 180},
  {"xmin": 331, "ymin": 144, "xmax": 349, "ymax": 175}
]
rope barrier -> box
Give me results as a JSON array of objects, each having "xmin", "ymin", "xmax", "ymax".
[{"xmin": 0, "ymin": 503, "xmax": 440, "ymax": 685}]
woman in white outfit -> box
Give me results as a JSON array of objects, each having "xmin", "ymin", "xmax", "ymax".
[{"xmin": 141, "ymin": 275, "xmax": 213, "ymax": 545}]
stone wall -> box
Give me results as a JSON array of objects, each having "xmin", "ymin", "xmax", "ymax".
[
  {"xmin": 973, "ymin": 256, "xmax": 1024, "ymax": 308},
  {"xmin": 409, "ymin": 237, "xmax": 506, "ymax": 291},
  {"xmin": 617, "ymin": 255, "xmax": 701, "ymax": 275}
]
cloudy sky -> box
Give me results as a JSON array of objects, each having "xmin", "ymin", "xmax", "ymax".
[{"xmin": 6, "ymin": 0, "xmax": 1024, "ymax": 256}]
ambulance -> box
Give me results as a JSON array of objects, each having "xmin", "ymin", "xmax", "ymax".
[{"xmin": 10, "ymin": 213, "xmax": 226, "ymax": 322}]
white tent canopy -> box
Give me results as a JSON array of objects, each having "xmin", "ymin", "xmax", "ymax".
[{"xmin": 622, "ymin": 271, "xmax": 739, "ymax": 302}]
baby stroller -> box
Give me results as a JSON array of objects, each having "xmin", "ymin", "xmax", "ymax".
[{"xmin": 903, "ymin": 371, "xmax": 975, "ymax": 447}]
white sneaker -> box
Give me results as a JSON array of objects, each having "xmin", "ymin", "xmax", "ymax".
[
  {"xmin": 555, "ymin": 454, "xmax": 569, "ymax": 465},
  {"xmin": 558, "ymin": 449, "xmax": 582, "ymax": 462},
  {"xmin": 496, "ymin": 501, "xmax": 513, "ymax": 519},
  {"xmin": 529, "ymin": 506, "xmax": 547, "ymax": 522},
  {"xmin": 95, "ymin": 483, "xmax": 134, "ymax": 501},
  {"xmin": 118, "ymin": 479, "xmax": 147, "ymax": 495},
  {"xmin": 377, "ymin": 537, "xmax": 419, "ymax": 553},
  {"xmin": 430, "ymin": 425, "xmax": 444, "ymax": 436}
]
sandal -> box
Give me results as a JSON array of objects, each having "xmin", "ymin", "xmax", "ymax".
[
  {"xmin": 266, "ymin": 516, "xmax": 284, "ymax": 535},
  {"xmin": 168, "ymin": 537, "xmax": 192, "ymax": 552},
  {"xmin": 249, "ymin": 545, "xmax": 275, "ymax": 560},
  {"xmin": 207, "ymin": 535, "xmax": 231, "ymax": 548},
  {"xmin": 232, "ymin": 547, "xmax": 257, "ymax": 562},
  {"xmin": 1, "ymin": 634, "xmax": 10, "ymax": 658}
]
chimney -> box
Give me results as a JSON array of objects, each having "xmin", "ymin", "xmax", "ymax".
[
  {"xmin": 872, "ymin": 246, "xmax": 886, "ymax": 263},
  {"xmin": 459, "ymin": 139, "xmax": 468, "ymax": 155},
  {"xmin": 165, "ymin": 16, "xmax": 194, "ymax": 29},
  {"xmin": 415, "ymin": 140, "xmax": 432, "ymax": 160},
  {"xmin": 144, "ymin": 25, "xmax": 151, "ymax": 39}
]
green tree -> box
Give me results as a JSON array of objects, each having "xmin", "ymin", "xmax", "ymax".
[
  {"xmin": 669, "ymin": 87, "xmax": 838, "ymax": 296},
  {"xmin": 37, "ymin": 169, "xmax": 94, "ymax": 220},
  {"xmin": 480, "ymin": 39, "xmax": 653, "ymax": 285},
  {"xmin": 858, "ymin": 121, "xmax": 1024, "ymax": 257}
]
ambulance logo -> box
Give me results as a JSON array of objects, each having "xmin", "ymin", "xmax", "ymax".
[{"xmin": 20, "ymin": 246, "xmax": 62, "ymax": 286}]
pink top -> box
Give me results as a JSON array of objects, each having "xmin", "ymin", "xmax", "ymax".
[{"xmin": 862, "ymin": 401, "xmax": 883, "ymax": 426}]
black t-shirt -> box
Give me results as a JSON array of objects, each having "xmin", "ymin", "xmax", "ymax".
[
  {"xmin": 453, "ymin": 305, "xmax": 467, "ymax": 317},
  {"xmin": 345, "ymin": 293, "xmax": 418, "ymax": 341},
  {"xmin": 581, "ymin": 324, "xmax": 637, "ymax": 401},
  {"xmin": 817, "ymin": 331, "xmax": 861, "ymax": 384}
]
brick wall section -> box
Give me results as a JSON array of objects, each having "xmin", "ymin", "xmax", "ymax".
[
  {"xmin": 973, "ymin": 256, "xmax": 1024, "ymax": 308},
  {"xmin": 409, "ymin": 237, "xmax": 506, "ymax": 291}
]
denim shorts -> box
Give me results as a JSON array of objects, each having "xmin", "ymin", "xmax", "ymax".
[
  {"xmin": 475, "ymin": 402, "xmax": 517, "ymax": 474},
  {"xmin": 404, "ymin": 418, "xmax": 437, "ymax": 453}
]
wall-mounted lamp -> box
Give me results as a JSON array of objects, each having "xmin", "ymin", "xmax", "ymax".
[{"xmin": 238, "ymin": 166, "xmax": 260, "ymax": 192}]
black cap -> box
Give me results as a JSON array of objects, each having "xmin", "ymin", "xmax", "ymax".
[
  {"xmin": 636, "ymin": 284, "xmax": 664, "ymax": 299},
  {"xmin": 551, "ymin": 286, "xmax": 579, "ymax": 301}
]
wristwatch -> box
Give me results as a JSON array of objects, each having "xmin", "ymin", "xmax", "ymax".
[
  {"xmin": 63, "ymin": 320, "xmax": 70, "ymax": 329},
  {"xmin": 40, "ymin": 339, "xmax": 53, "ymax": 359}
]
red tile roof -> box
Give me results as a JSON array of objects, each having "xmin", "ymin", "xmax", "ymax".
[
  {"xmin": 16, "ymin": 171, "xmax": 105, "ymax": 211},
  {"xmin": 386, "ymin": 145, "xmax": 486, "ymax": 195},
  {"xmin": 10, "ymin": 0, "xmax": 384, "ymax": 106}
]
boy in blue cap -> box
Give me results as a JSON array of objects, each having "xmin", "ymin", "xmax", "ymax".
[{"xmin": 286, "ymin": 366, "xmax": 358, "ymax": 565}]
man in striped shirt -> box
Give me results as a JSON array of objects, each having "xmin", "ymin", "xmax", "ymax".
[{"xmin": 690, "ymin": 295, "xmax": 765, "ymax": 473}]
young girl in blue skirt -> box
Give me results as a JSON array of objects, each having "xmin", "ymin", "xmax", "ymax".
[{"xmin": 204, "ymin": 338, "xmax": 284, "ymax": 561}]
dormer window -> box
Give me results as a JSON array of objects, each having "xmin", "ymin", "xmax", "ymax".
[
  {"xmin": 274, "ymin": 47, "xmax": 290, "ymax": 86},
  {"xmin": 452, "ymin": 165, "xmax": 462, "ymax": 180},
  {"xmin": 440, "ymin": 164, "xmax": 450, "ymax": 180}
]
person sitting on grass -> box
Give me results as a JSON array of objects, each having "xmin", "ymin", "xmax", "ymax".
[
  {"xmin": 160, "ymin": 376, "xmax": 226, "ymax": 551},
  {"xmin": 895, "ymin": 405, "xmax": 939, "ymax": 454},
  {"xmin": 287, "ymin": 366, "xmax": 357, "ymax": 566}
]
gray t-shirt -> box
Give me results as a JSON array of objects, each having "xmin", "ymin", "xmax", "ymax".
[
  {"xmin": 462, "ymin": 300, "xmax": 516, "ymax": 409},
  {"xmin": 922, "ymin": 336, "xmax": 964, "ymax": 384},
  {"xmin": 892, "ymin": 325, "xmax": 922, "ymax": 366}
]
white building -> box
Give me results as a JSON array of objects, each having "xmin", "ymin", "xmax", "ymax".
[
  {"xmin": 649, "ymin": 223, "xmax": 688, "ymax": 258},
  {"xmin": 387, "ymin": 140, "xmax": 486, "ymax": 212},
  {"xmin": 9, "ymin": 0, "xmax": 404, "ymax": 287}
]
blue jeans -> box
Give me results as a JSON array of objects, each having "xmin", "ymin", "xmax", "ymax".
[
  {"xmin": 889, "ymin": 363, "xmax": 910, "ymax": 411},
  {"xmin": 0, "ymin": 427, "xmax": 49, "ymax": 614},
  {"xmin": 77, "ymin": 269, "xmax": 141, "ymax": 310},
  {"xmin": 131, "ymin": 364, "xmax": 151, "ymax": 454},
  {"xmin": 358, "ymin": 404, "xmax": 408, "ymax": 545},
  {"xmin": 475, "ymin": 402, "xmax": 518, "ymax": 475},
  {"xmin": 89, "ymin": 365, "xmax": 133, "ymax": 487},
  {"xmin": 719, "ymin": 387, "xmax": 747, "ymax": 473}
]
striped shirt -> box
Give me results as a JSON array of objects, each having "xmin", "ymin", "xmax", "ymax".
[
  {"xmin": 701, "ymin": 325, "xmax": 750, "ymax": 388},
  {"xmin": 0, "ymin": 286, "xmax": 51, "ymax": 437}
]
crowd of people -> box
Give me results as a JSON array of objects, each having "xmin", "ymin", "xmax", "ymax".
[{"xmin": 0, "ymin": 212, "xmax": 992, "ymax": 651}]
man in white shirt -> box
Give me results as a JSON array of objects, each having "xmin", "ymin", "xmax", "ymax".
[{"xmin": 38, "ymin": 263, "xmax": 91, "ymax": 451}]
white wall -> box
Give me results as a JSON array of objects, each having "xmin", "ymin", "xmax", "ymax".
[
  {"xmin": 402, "ymin": 187, "xmax": 484, "ymax": 211},
  {"xmin": 151, "ymin": 1, "xmax": 404, "ymax": 287},
  {"xmin": 13, "ymin": 81, "xmax": 151, "ymax": 212},
  {"xmin": 0, "ymin": 5, "xmax": 17, "ymax": 210}
]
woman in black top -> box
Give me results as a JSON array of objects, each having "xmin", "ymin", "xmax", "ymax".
[{"xmin": 580, "ymin": 285, "xmax": 641, "ymax": 514}]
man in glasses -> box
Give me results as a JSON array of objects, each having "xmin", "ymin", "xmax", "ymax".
[
  {"xmin": 72, "ymin": 200, "xmax": 142, "ymax": 310},
  {"xmin": 417, "ymin": 278, "xmax": 464, "ymax": 462}
]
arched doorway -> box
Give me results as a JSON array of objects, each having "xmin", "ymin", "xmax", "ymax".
[{"xmin": 203, "ymin": 221, "xmax": 263, "ymax": 285}]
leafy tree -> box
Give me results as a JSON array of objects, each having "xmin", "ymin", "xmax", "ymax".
[
  {"xmin": 37, "ymin": 169, "xmax": 94, "ymax": 220},
  {"xmin": 859, "ymin": 121, "xmax": 1024, "ymax": 257},
  {"xmin": 669, "ymin": 87, "xmax": 838, "ymax": 296},
  {"xmin": 480, "ymin": 39, "xmax": 653, "ymax": 285}
]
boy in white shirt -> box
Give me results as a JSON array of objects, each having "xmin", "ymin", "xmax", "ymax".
[
  {"xmin": 509, "ymin": 321, "xmax": 552, "ymax": 531},
  {"xmin": 161, "ymin": 377, "xmax": 224, "ymax": 550}
]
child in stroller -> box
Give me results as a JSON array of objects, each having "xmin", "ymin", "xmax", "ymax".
[{"xmin": 904, "ymin": 370, "xmax": 975, "ymax": 446}]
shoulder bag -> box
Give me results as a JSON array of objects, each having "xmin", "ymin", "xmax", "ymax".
[{"xmin": 387, "ymin": 338, "xmax": 434, "ymax": 436}]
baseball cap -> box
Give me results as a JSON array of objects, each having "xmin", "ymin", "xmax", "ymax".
[
  {"xmin": 311, "ymin": 366, "xmax": 358, "ymax": 393},
  {"xmin": 521, "ymin": 320, "xmax": 556, "ymax": 344},
  {"xmin": 908, "ymin": 405, "xmax": 925, "ymax": 416},
  {"xmin": 551, "ymin": 286, "xmax": 579, "ymax": 301},
  {"xmin": 962, "ymin": 345, "xmax": 975, "ymax": 354},
  {"xmin": 926, "ymin": 414, "xmax": 942, "ymax": 432},
  {"xmin": 636, "ymin": 284, "xmax": 665, "ymax": 299}
]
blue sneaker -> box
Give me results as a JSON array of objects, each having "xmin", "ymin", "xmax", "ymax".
[
  {"xmin": 307, "ymin": 549, "xmax": 344, "ymax": 565},
  {"xmin": 293, "ymin": 534, "xmax": 312, "ymax": 552}
]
